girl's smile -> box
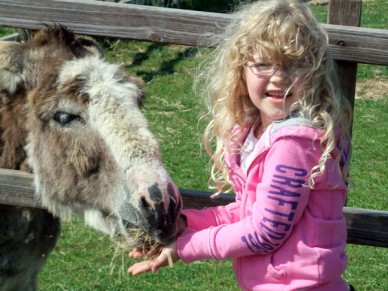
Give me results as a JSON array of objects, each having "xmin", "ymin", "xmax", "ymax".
[{"xmin": 264, "ymin": 90, "xmax": 293, "ymax": 102}]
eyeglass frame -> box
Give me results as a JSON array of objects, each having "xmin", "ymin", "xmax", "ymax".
[{"xmin": 244, "ymin": 62, "xmax": 309, "ymax": 77}]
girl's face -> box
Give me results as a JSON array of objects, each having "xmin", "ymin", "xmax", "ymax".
[{"xmin": 244, "ymin": 54, "xmax": 305, "ymax": 129}]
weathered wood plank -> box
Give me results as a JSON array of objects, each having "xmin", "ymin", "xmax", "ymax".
[
  {"xmin": 343, "ymin": 207, "xmax": 388, "ymax": 248},
  {"xmin": 0, "ymin": 0, "xmax": 387, "ymax": 65},
  {"xmin": 327, "ymin": 0, "xmax": 362, "ymax": 112},
  {"xmin": 328, "ymin": 0, "xmax": 362, "ymax": 27},
  {"xmin": 0, "ymin": 168, "xmax": 42, "ymax": 208},
  {"xmin": 180, "ymin": 188, "xmax": 234, "ymax": 209},
  {"xmin": 1, "ymin": 169, "xmax": 388, "ymax": 248},
  {"xmin": 0, "ymin": 0, "xmax": 231, "ymax": 47}
]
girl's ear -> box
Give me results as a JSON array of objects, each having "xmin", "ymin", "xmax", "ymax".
[{"xmin": 0, "ymin": 41, "xmax": 25, "ymax": 95}]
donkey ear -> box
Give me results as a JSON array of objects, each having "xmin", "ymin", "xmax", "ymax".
[
  {"xmin": 0, "ymin": 41, "xmax": 25, "ymax": 95},
  {"xmin": 114, "ymin": 70, "xmax": 146, "ymax": 107},
  {"xmin": 127, "ymin": 75, "xmax": 146, "ymax": 108}
]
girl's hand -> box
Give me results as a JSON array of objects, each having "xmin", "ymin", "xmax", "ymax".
[
  {"xmin": 128, "ymin": 247, "xmax": 159, "ymax": 259},
  {"xmin": 128, "ymin": 214, "xmax": 186, "ymax": 275},
  {"xmin": 128, "ymin": 242, "xmax": 179, "ymax": 275}
]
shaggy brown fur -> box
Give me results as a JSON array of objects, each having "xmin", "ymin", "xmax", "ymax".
[{"xmin": 0, "ymin": 26, "xmax": 181, "ymax": 291}]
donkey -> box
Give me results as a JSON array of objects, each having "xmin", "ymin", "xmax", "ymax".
[{"xmin": 0, "ymin": 26, "xmax": 181, "ymax": 290}]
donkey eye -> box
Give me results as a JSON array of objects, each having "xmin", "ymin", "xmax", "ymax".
[{"xmin": 53, "ymin": 111, "xmax": 81, "ymax": 125}]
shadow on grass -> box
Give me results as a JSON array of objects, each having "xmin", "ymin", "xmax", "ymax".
[
  {"xmin": 97, "ymin": 37, "xmax": 199, "ymax": 82},
  {"xmin": 129, "ymin": 42, "xmax": 199, "ymax": 82}
]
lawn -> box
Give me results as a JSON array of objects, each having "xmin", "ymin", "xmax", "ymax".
[{"xmin": 1, "ymin": 0, "xmax": 387, "ymax": 290}]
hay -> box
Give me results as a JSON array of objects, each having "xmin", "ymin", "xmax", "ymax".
[
  {"xmin": 119, "ymin": 227, "xmax": 164, "ymax": 255},
  {"xmin": 109, "ymin": 226, "xmax": 174, "ymax": 274}
]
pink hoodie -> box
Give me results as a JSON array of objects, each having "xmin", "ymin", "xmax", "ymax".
[{"xmin": 177, "ymin": 117, "xmax": 349, "ymax": 290}]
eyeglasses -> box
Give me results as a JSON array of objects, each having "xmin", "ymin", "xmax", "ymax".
[{"xmin": 245, "ymin": 62, "xmax": 308, "ymax": 77}]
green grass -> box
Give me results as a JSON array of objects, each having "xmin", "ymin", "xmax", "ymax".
[
  {"xmin": 348, "ymin": 99, "xmax": 388, "ymax": 211},
  {"xmin": 344, "ymin": 98, "xmax": 388, "ymax": 290},
  {"xmin": 1, "ymin": 1, "xmax": 387, "ymax": 290},
  {"xmin": 40, "ymin": 217, "xmax": 239, "ymax": 290}
]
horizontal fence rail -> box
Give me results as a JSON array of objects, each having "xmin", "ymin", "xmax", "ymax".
[
  {"xmin": 0, "ymin": 0, "xmax": 388, "ymax": 65},
  {"xmin": 1, "ymin": 168, "xmax": 388, "ymax": 248}
]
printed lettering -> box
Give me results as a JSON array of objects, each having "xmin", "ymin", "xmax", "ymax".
[
  {"xmin": 249, "ymin": 233, "xmax": 274, "ymax": 252},
  {"xmin": 260, "ymin": 222, "xmax": 286, "ymax": 240},
  {"xmin": 269, "ymin": 184, "xmax": 301, "ymax": 198},
  {"xmin": 276, "ymin": 165, "xmax": 308, "ymax": 177},
  {"xmin": 241, "ymin": 236, "xmax": 256, "ymax": 253},
  {"xmin": 241, "ymin": 232, "xmax": 276, "ymax": 254},
  {"xmin": 265, "ymin": 208, "xmax": 295, "ymax": 221},
  {"xmin": 272, "ymin": 174, "xmax": 305, "ymax": 188},
  {"xmin": 262, "ymin": 217, "xmax": 291, "ymax": 231},
  {"xmin": 268, "ymin": 195, "xmax": 299, "ymax": 210},
  {"xmin": 241, "ymin": 164, "xmax": 307, "ymax": 254}
]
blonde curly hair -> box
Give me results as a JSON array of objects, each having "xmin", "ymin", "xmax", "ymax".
[{"xmin": 197, "ymin": 0, "xmax": 352, "ymax": 193}]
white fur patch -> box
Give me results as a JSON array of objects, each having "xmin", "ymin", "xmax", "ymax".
[
  {"xmin": 58, "ymin": 56, "xmax": 140, "ymax": 104},
  {"xmin": 0, "ymin": 68, "xmax": 23, "ymax": 94},
  {"xmin": 84, "ymin": 209, "xmax": 121, "ymax": 237}
]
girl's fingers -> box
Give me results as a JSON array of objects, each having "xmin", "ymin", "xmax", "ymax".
[
  {"xmin": 129, "ymin": 252, "xmax": 171, "ymax": 275},
  {"xmin": 128, "ymin": 247, "xmax": 163, "ymax": 259},
  {"xmin": 128, "ymin": 261, "xmax": 153, "ymax": 275},
  {"xmin": 128, "ymin": 248, "xmax": 144, "ymax": 258},
  {"xmin": 128, "ymin": 242, "xmax": 178, "ymax": 275},
  {"xmin": 151, "ymin": 253, "xmax": 168, "ymax": 273},
  {"xmin": 144, "ymin": 248, "xmax": 162, "ymax": 258}
]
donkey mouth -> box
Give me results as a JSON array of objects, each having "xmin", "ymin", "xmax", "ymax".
[
  {"xmin": 125, "ymin": 207, "xmax": 180, "ymax": 245},
  {"xmin": 121, "ymin": 219, "xmax": 177, "ymax": 251},
  {"xmin": 121, "ymin": 197, "xmax": 181, "ymax": 246}
]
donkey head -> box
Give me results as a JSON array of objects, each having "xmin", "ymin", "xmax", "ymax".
[{"xmin": 0, "ymin": 26, "xmax": 182, "ymax": 244}]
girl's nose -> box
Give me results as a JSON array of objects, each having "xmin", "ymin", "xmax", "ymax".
[{"xmin": 269, "ymin": 67, "xmax": 291, "ymax": 83}]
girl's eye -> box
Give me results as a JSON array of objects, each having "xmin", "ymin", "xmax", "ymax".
[
  {"xmin": 252, "ymin": 63, "xmax": 272, "ymax": 68},
  {"xmin": 53, "ymin": 111, "xmax": 82, "ymax": 125}
]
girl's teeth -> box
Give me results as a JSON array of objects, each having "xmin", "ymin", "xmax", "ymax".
[
  {"xmin": 266, "ymin": 92, "xmax": 291, "ymax": 98},
  {"xmin": 268, "ymin": 93, "xmax": 285, "ymax": 97}
]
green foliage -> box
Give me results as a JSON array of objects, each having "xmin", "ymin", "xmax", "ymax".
[
  {"xmin": 178, "ymin": 0, "xmax": 240, "ymax": 13},
  {"xmin": 0, "ymin": 27, "xmax": 16, "ymax": 37}
]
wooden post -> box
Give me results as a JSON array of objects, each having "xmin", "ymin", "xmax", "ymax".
[{"xmin": 327, "ymin": 0, "xmax": 362, "ymax": 112}]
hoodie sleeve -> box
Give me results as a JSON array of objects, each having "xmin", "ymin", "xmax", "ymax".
[
  {"xmin": 182, "ymin": 200, "xmax": 241, "ymax": 231},
  {"xmin": 177, "ymin": 135, "xmax": 321, "ymax": 263}
]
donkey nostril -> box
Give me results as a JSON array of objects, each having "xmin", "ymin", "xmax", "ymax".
[{"xmin": 140, "ymin": 196, "xmax": 151, "ymax": 208}]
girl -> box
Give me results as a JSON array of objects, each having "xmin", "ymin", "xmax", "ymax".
[{"xmin": 129, "ymin": 0, "xmax": 353, "ymax": 290}]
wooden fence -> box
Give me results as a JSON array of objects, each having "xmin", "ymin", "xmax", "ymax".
[{"xmin": 0, "ymin": 0, "xmax": 387, "ymax": 248}]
